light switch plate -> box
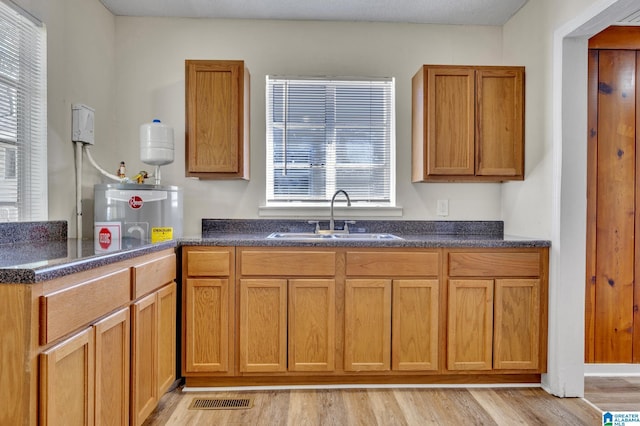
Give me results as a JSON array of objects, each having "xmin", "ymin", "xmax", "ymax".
[{"xmin": 437, "ymin": 199, "xmax": 449, "ymax": 216}]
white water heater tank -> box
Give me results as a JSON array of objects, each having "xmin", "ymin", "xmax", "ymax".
[{"xmin": 140, "ymin": 119, "xmax": 174, "ymax": 166}]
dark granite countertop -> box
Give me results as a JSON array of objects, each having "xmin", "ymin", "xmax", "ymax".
[
  {"xmin": 0, "ymin": 238, "xmax": 177, "ymax": 284},
  {"xmin": 0, "ymin": 219, "xmax": 549, "ymax": 285},
  {"xmin": 0, "ymin": 219, "xmax": 176, "ymax": 284},
  {"xmin": 182, "ymin": 219, "xmax": 551, "ymax": 249}
]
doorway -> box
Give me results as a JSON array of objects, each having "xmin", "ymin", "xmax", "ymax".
[{"xmin": 585, "ymin": 26, "xmax": 640, "ymax": 364}]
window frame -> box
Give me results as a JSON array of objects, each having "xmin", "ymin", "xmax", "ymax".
[
  {"xmin": 0, "ymin": 1, "xmax": 47, "ymax": 222},
  {"xmin": 265, "ymin": 75, "xmax": 396, "ymax": 208}
]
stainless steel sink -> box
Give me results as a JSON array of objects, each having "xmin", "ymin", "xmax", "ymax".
[{"xmin": 266, "ymin": 232, "xmax": 403, "ymax": 241}]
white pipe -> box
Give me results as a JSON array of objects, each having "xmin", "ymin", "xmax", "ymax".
[
  {"xmin": 84, "ymin": 147, "xmax": 127, "ymax": 182},
  {"xmin": 75, "ymin": 141, "xmax": 83, "ymax": 240}
]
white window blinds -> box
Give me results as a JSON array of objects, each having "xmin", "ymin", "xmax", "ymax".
[
  {"xmin": 0, "ymin": 1, "xmax": 47, "ymax": 221},
  {"xmin": 266, "ymin": 76, "xmax": 395, "ymax": 206}
]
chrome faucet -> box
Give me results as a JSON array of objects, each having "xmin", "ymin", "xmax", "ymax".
[{"xmin": 330, "ymin": 189, "xmax": 351, "ymax": 232}]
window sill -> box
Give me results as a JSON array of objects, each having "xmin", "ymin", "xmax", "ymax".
[{"xmin": 258, "ymin": 205, "xmax": 403, "ymax": 218}]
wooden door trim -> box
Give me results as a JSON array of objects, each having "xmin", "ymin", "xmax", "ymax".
[
  {"xmin": 635, "ymin": 50, "xmax": 640, "ymax": 363},
  {"xmin": 585, "ymin": 49, "xmax": 598, "ymax": 363},
  {"xmin": 589, "ymin": 26, "xmax": 640, "ymax": 50}
]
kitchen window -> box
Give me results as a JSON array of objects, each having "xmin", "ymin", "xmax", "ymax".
[
  {"xmin": 265, "ymin": 76, "xmax": 395, "ymax": 207},
  {"xmin": 0, "ymin": 1, "xmax": 47, "ymax": 222}
]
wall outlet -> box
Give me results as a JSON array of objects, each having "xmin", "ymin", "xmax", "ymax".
[
  {"xmin": 72, "ymin": 103, "xmax": 95, "ymax": 145},
  {"xmin": 437, "ymin": 199, "xmax": 449, "ymax": 216}
]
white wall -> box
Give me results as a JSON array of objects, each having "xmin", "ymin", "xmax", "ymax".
[
  {"xmin": 111, "ymin": 18, "xmax": 507, "ymax": 236},
  {"xmin": 14, "ymin": 0, "xmax": 116, "ymax": 238},
  {"xmin": 502, "ymin": 0, "xmax": 640, "ymax": 397}
]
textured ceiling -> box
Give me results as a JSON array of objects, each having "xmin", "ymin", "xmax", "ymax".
[{"xmin": 99, "ymin": 0, "xmax": 529, "ymax": 25}]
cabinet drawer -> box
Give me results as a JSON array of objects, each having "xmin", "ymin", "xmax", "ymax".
[
  {"xmin": 186, "ymin": 249, "xmax": 232, "ymax": 277},
  {"xmin": 40, "ymin": 268, "xmax": 130, "ymax": 344},
  {"xmin": 346, "ymin": 251, "xmax": 439, "ymax": 276},
  {"xmin": 133, "ymin": 252, "xmax": 176, "ymax": 299},
  {"xmin": 240, "ymin": 251, "xmax": 335, "ymax": 276},
  {"xmin": 448, "ymin": 252, "xmax": 540, "ymax": 277}
]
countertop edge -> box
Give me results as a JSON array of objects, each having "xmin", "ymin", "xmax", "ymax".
[{"xmin": 0, "ymin": 240, "xmax": 177, "ymax": 284}]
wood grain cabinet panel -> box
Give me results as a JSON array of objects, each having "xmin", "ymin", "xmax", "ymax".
[
  {"xmin": 241, "ymin": 250, "xmax": 336, "ymax": 276},
  {"xmin": 448, "ymin": 252, "xmax": 540, "ymax": 277},
  {"xmin": 133, "ymin": 252, "xmax": 176, "ymax": 299},
  {"xmin": 131, "ymin": 293, "xmax": 158, "ymax": 426},
  {"xmin": 185, "ymin": 248, "xmax": 232, "ymax": 277},
  {"xmin": 447, "ymin": 279, "xmax": 494, "ymax": 371},
  {"xmin": 239, "ymin": 279, "xmax": 288, "ymax": 373},
  {"xmin": 184, "ymin": 278, "xmax": 232, "ymax": 373},
  {"xmin": 185, "ymin": 60, "xmax": 250, "ymax": 179},
  {"xmin": 392, "ymin": 280, "xmax": 439, "ymax": 371},
  {"xmin": 412, "ymin": 64, "xmax": 524, "ymax": 182},
  {"xmin": 157, "ymin": 282, "xmax": 177, "ymax": 395},
  {"xmin": 94, "ymin": 308, "xmax": 130, "ymax": 426},
  {"xmin": 493, "ymin": 279, "xmax": 540, "ymax": 370},
  {"xmin": 346, "ymin": 251, "xmax": 439, "ymax": 276},
  {"xmin": 344, "ymin": 279, "xmax": 392, "ymax": 372},
  {"xmin": 40, "ymin": 268, "xmax": 130, "ymax": 344},
  {"xmin": 288, "ymin": 279, "xmax": 336, "ymax": 372},
  {"xmin": 40, "ymin": 327, "xmax": 95, "ymax": 426}
]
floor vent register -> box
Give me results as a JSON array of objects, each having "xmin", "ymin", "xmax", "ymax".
[{"xmin": 189, "ymin": 397, "xmax": 254, "ymax": 410}]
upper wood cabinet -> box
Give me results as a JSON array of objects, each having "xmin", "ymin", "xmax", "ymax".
[
  {"xmin": 185, "ymin": 60, "xmax": 250, "ymax": 179},
  {"xmin": 412, "ymin": 65, "xmax": 525, "ymax": 182}
]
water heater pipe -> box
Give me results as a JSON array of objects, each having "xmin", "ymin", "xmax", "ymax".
[
  {"xmin": 75, "ymin": 141, "xmax": 83, "ymax": 240},
  {"xmin": 84, "ymin": 147, "xmax": 127, "ymax": 182}
]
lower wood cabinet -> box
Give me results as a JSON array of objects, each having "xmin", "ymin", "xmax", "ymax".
[
  {"xmin": 180, "ymin": 246, "xmax": 548, "ymax": 386},
  {"xmin": 344, "ymin": 278, "xmax": 440, "ymax": 372},
  {"xmin": 493, "ymin": 279, "xmax": 541, "ymax": 370},
  {"xmin": 182, "ymin": 247, "xmax": 235, "ymax": 377},
  {"xmin": 238, "ymin": 278, "xmax": 337, "ymax": 373},
  {"xmin": 131, "ymin": 281, "xmax": 176, "ymax": 426},
  {"xmin": 95, "ymin": 309, "xmax": 130, "ymax": 426},
  {"xmin": 40, "ymin": 308, "xmax": 131, "ymax": 426},
  {"xmin": 239, "ymin": 279, "xmax": 288, "ymax": 373},
  {"xmin": 447, "ymin": 279, "xmax": 494, "ymax": 370},
  {"xmin": 40, "ymin": 327, "xmax": 95, "ymax": 426},
  {"xmin": 344, "ymin": 279, "xmax": 392, "ymax": 372},
  {"xmin": 447, "ymin": 250, "xmax": 546, "ymax": 372},
  {"xmin": 288, "ymin": 279, "xmax": 336, "ymax": 372},
  {"xmin": 392, "ymin": 279, "xmax": 439, "ymax": 371},
  {"xmin": 184, "ymin": 278, "xmax": 232, "ymax": 373},
  {"xmin": 1, "ymin": 249, "xmax": 178, "ymax": 425}
]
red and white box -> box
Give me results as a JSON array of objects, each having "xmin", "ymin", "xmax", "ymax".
[{"xmin": 94, "ymin": 221, "xmax": 122, "ymax": 253}]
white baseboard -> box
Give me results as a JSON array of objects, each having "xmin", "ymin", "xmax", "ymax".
[
  {"xmin": 584, "ymin": 364, "xmax": 640, "ymax": 376},
  {"xmin": 182, "ymin": 383, "xmax": 542, "ymax": 393}
]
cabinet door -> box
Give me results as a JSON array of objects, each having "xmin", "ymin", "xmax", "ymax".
[
  {"xmin": 426, "ymin": 67, "xmax": 475, "ymax": 176},
  {"xmin": 184, "ymin": 278, "xmax": 232, "ymax": 374},
  {"xmin": 131, "ymin": 293, "xmax": 157, "ymax": 426},
  {"xmin": 392, "ymin": 280, "xmax": 439, "ymax": 371},
  {"xmin": 494, "ymin": 279, "xmax": 540, "ymax": 370},
  {"xmin": 344, "ymin": 279, "xmax": 391, "ymax": 372},
  {"xmin": 157, "ymin": 282, "xmax": 176, "ymax": 395},
  {"xmin": 185, "ymin": 60, "xmax": 249, "ymax": 179},
  {"xmin": 94, "ymin": 308, "xmax": 130, "ymax": 426},
  {"xmin": 40, "ymin": 327, "xmax": 95, "ymax": 426},
  {"xmin": 475, "ymin": 68, "xmax": 524, "ymax": 178},
  {"xmin": 239, "ymin": 279, "xmax": 287, "ymax": 373},
  {"xmin": 447, "ymin": 279, "xmax": 493, "ymax": 371},
  {"xmin": 289, "ymin": 279, "xmax": 336, "ymax": 372}
]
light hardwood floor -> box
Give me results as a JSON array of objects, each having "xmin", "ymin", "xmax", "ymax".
[
  {"xmin": 141, "ymin": 381, "xmax": 623, "ymax": 425},
  {"xmin": 584, "ymin": 376, "xmax": 640, "ymax": 413}
]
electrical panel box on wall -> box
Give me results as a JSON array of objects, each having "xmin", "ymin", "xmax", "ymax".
[{"xmin": 72, "ymin": 103, "xmax": 95, "ymax": 144}]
